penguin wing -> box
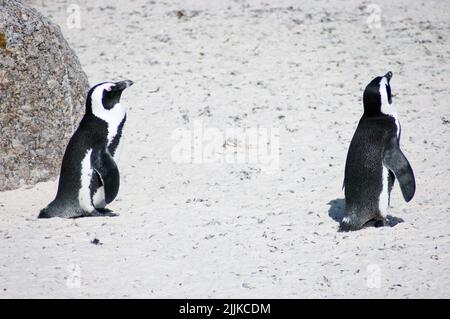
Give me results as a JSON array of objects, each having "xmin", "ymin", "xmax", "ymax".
[
  {"xmin": 91, "ymin": 149, "xmax": 120, "ymax": 204},
  {"xmin": 383, "ymin": 137, "xmax": 415, "ymax": 202}
]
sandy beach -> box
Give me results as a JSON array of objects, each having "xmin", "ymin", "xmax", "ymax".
[{"xmin": 0, "ymin": 0, "xmax": 449, "ymax": 298}]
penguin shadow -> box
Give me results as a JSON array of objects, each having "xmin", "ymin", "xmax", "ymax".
[
  {"xmin": 326, "ymin": 198, "xmax": 405, "ymax": 228},
  {"xmin": 327, "ymin": 198, "xmax": 346, "ymax": 224}
]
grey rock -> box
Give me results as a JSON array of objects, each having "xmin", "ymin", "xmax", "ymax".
[{"xmin": 0, "ymin": 0, "xmax": 89, "ymax": 191}]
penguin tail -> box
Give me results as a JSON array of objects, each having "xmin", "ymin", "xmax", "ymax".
[
  {"xmin": 338, "ymin": 221, "xmax": 354, "ymax": 232},
  {"xmin": 38, "ymin": 201, "xmax": 87, "ymax": 219},
  {"xmin": 38, "ymin": 207, "xmax": 55, "ymax": 219},
  {"xmin": 38, "ymin": 201, "xmax": 69, "ymax": 219},
  {"xmin": 338, "ymin": 215, "xmax": 363, "ymax": 232}
]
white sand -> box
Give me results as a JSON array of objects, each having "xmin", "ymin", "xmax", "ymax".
[{"xmin": 0, "ymin": 0, "xmax": 449, "ymax": 298}]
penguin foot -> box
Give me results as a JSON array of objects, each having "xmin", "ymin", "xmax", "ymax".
[
  {"xmin": 93, "ymin": 209, "xmax": 118, "ymax": 217},
  {"xmin": 97, "ymin": 208, "xmax": 114, "ymax": 214},
  {"xmin": 362, "ymin": 220, "xmax": 377, "ymax": 228},
  {"xmin": 97, "ymin": 208, "xmax": 118, "ymax": 217},
  {"xmin": 363, "ymin": 216, "xmax": 387, "ymax": 228},
  {"xmin": 99, "ymin": 212, "xmax": 119, "ymax": 217},
  {"xmin": 385, "ymin": 215, "xmax": 405, "ymax": 227},
  {"xmin": 76, "ymin": 210, "xmax": 119, "ymax": 218},
  {"xmin": 373, "ymin": 218, "xmax": 386, "ymax": 228},
  {"xmin": 339, "ymin": 213, "xmax": 390, "ymax": 231}
]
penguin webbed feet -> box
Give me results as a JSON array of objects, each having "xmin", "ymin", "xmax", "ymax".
[
  {"xmin": 96, "ymin": 207, "xmax": 114, "ymax": 214},
  {"xmin": 96, "ymin": 208, "xmax": 119, "ymax": 217},
  {"xmin": 338, "ymin": 215, "xmax": 387, "ymax": 232},
  {"xmin": 363, "ymin": 217, "xmax": 387, "ymax": 228},
  {"xmin": 82, "ymin": 209, "xmax": 119, "ymax": 218}
]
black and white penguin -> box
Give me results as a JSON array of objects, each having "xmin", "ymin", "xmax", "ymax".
[
  {"xmin": 340, "ymin": 71, "xmax": 415, "ymax": 231},
  {"xmin": 38, "ymin": 80, "xmax": 133, "ymax": 218}
]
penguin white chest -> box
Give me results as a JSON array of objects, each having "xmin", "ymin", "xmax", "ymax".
[{"xmin": 78, "ymin": 149, "xmax": 95, "ymax": 212}]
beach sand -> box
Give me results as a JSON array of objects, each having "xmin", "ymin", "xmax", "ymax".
[{"xmin": 0, "ymin": 0, "xmax": 449, "ymax": 298}]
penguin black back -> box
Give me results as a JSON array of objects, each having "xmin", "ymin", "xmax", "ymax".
[{"xmin": 340, "ymin": 72, "xmax": 415, "ymax": 231}]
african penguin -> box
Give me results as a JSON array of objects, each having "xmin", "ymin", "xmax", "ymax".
[
  {"xmin": 38, "ymin": 80, "xmax": 133, "ymax": 218},
  {"xmin": 340, "ymin": 71, "xmax": 415, "ymax": 231}
]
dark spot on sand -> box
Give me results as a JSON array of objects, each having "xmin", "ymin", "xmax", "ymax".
[
  {"xmin": 176, "ymin": 10, "xmax": 185, "ymax": 19},
  {"xmin": 91, "ymin": 238, "xmax": 102, "ymax": 245}
]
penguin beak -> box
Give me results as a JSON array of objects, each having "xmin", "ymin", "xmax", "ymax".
[
  {"xmin": 114, "ymin": 80, "xmax": 134, "ymax": 91},
  {"xmin": 384, "ymin": 71, "xmax": 393, "ymax": 82}
]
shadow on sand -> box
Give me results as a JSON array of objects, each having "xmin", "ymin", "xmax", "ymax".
[
  {"xmin": 327, "ymin": 198, "xmax": 346, "ymax": 223},
  {"xmin": 326, "ymin": 198, "xmax": 405, "ymax": 228}
]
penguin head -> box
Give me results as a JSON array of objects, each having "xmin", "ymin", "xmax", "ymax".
[
  {"xmin": 86, "ymin": 80, "xmax": 134, "ymax": 115},
  {"xmin": 363, "ymin": 71, "xmax": 393, "ymax": 117}
]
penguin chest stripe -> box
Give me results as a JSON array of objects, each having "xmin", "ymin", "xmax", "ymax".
[
  {"xmin": 108, "ymin": 117, "xmax": 126, "ymax": 161},
  {"xmin": 78, "ymin": 149, "xmax": 95, "ymax": 212},
  {"xmin": 104, "ymin": 109, "xmax": 125, "ymax": 146}
]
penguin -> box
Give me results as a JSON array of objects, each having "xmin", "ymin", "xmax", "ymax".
[
  {"xmin": 340, "ymin": 71, "xmax": 415, "ymax": 231},
  {"xmin": 38, "ymin": 80, "xmax": 133, "ymax": 218}
]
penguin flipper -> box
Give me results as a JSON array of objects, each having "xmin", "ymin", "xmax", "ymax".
[
  {"xmin": 383, "ymin": 137, "xmax": 415, "ymax": 202},
  {"xmin": 91, "ymin": 149, "xmax": 120, "ymax": 204}
]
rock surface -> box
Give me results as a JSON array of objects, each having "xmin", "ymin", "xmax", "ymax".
[{"xmin": 0, "ymin": 0, "xmax": 89, "ymax": 191}]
